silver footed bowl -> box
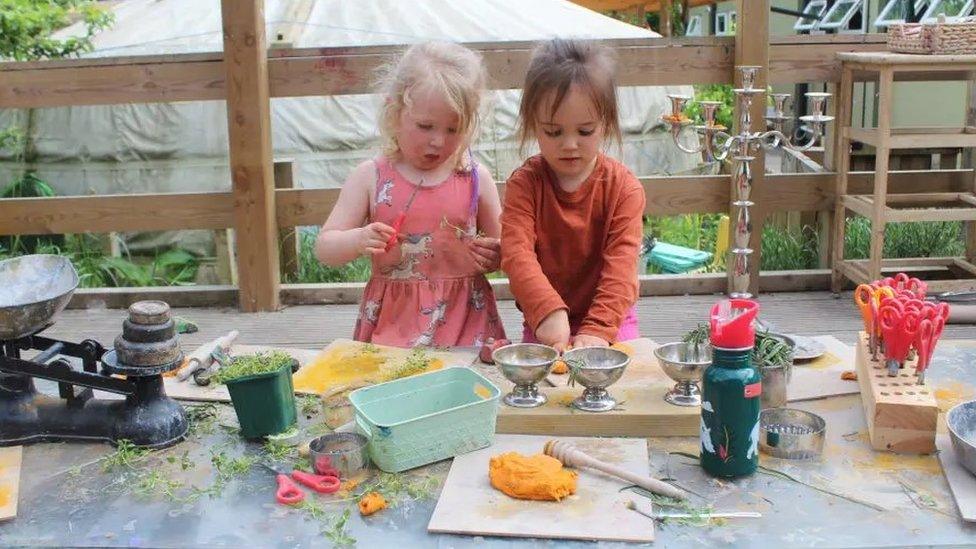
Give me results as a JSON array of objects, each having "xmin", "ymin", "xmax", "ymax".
[
  {"xmin": 562, "ymin": 346, "xmax": 629, "ymax": 413},
  {"xmin": 947, "ymin": 399, "xmax": 976, "ymax": 476},
  {"xmin": 492, "ymin": 343, "xmax": 558, "ymax": 408},
  {"xmin": 654, "ymin": 341, "xmax": 712, "ymax": 407}
]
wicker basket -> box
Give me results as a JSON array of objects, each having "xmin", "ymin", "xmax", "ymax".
[{"xmin": 888, "ymin": 15, "xmax": 976, "ymax": 55}]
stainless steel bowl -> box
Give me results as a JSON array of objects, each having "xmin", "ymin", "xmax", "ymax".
[
  {"xmin": 309, "ymin": 432, "xmax": 370, "ymax": 479},
  {"xmin": 492, "ymin": 343, "xmax": 558, "ymax": 408},
  {"xmin": 759, "ymin": 408, "xmax": 826, "ymax": 460},
  {"xmin": 947, "ymin": 399, "xmax": 976, "ymax": 476},
  {"xmin": 562, "ymin": 346, "xmax": 630, "ymax": 413},
  {"xmin": 654, "ymin": 342, "xmax": 712, "ymax": 407},
  {"xmin": 0, "ymin": 255, "xmax": 78, "ymax": 340}
]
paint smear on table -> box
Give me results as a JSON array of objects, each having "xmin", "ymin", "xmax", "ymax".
[
  {"xmin": 934, "ymin": 379, "xmax": 976, "ymax": 413},
  {"xmin": 804, "ymin": 351, "xmax": 842, "ymax": 370},
  {"xmin": 292, "ymin": 342, "xmax": 443, "ymax": 394}
]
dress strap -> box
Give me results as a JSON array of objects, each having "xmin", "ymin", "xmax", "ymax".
[{"xmin": 467, "ymin": 150, "xmax": 480, "ymax": 224}]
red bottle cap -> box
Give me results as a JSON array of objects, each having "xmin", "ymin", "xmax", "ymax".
[{"xmin": 709, "ymin": 298, "xmax": 760, "ymax": 349}]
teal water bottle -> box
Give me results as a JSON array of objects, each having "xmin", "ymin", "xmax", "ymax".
[{"xmin": 700, "ymin": 298, "xmax": 761, "ymax": 478}]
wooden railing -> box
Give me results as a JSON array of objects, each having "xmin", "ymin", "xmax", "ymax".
[{"xmin": 0, "ymin": 1, "xmax": 968, "ymax": 311}]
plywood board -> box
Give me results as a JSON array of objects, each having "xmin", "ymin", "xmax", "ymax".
[
  {"xmin": 486, "ymin": 338, "xmax": 698, "ymax": 437},
  {"xmin": 0, "ymin": 447, "xmax": 23, "ymax": 521},
  {"xmin": 163, "ymin": 340, "xmax": 477, "ymax": 404},
  {"xmin": 163, "ymin": 344, "xmax": 320, "ymax": 403},
  {"xmin": 937, "ymin": 434, "xmax": 976, "ymax": 522},
  {"xmin": 428, "ymin": 435, "xmax": 654, "ymax": 543},
  {"xmin": 290, "ymin": 339, "xmax": 476, "ymax": 395},
  {"xmin": 788, "ymin": 335, "xmax": 860, "ymax": 402}
]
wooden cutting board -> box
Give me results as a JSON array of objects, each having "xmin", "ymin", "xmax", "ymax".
[
  {"xmin": 163, "ymin": 344, "xmax": 321, "ymax": 403},
  {"xmin": 428, "ymin": 434, "xmax": 654, "ymax": 542},
  {"xmin": 0, "ymin": 446, "xmax": 22, "ymax": 521},
  {"xmin": 788, "ymin": 335, "xmax": 859, "ymax": 402},
  {"xmin": 486, "ymin": 338, "xmax": 699, "ymax": 437},
  {"xmin": 164, "ymin": 340, "xmax": 477, "ymax": 404},
  {"xmin": 937, "ymin": 434, "xmax": 976, "ymax": 522}
]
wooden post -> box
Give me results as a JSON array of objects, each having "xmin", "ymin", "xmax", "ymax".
[
  {"xmin": 660, "ymin": 0, "xmax": 673, "ymax": 37},
  {"xmin": 274, "ymin": 160, "xmax": 299, "ymax": 279},
  {"xmin": 869, "ymin": 68, "xmax": 894, "ymax": 283},
  {"xmin": 965, "ymin": 73, "xmax": 976, "ymax": 264},
  {"xmin": 220, "ymin": 0, "xmax": 280, "ymax": 312},
  {"xmin": 831, "ymin": 67, "xmax": 855, "ymax": 292},
  {"xmin": 732, "ymin": 0, "xmax": 769, "ymax": 297},
  {"xmin": 682, "ymin": 0, "xmax": 690, "ymax": 30}
]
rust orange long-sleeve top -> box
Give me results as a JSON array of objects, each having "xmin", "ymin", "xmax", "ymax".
[{"xmin": 501, "ymin": 154, "xmax": 645, "ymax": 342}]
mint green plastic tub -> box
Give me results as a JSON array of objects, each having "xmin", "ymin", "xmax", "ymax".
[{"xmin": 348, "ymin": 367, "xmax": 500, "ymax": 473}]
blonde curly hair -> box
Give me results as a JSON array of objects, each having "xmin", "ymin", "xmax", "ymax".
[{"xmin": 376, "ymin": 42, "xmax": 487, "ymax": 170}]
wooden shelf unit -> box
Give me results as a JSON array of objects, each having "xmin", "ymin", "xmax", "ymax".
[{"xmin": 831, "ymin": 52, "xmax": 976, "ymax": 292}]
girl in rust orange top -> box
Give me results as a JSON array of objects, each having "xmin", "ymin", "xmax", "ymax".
[{"xmin": 501, "ymin": 39, "xmax": 645, "ymax": 351}]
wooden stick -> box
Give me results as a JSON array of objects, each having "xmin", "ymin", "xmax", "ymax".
[{"xmin": 544, "ymin": 440, "xmax": 688, "ymax": 501}]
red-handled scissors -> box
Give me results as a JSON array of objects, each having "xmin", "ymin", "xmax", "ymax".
[
  {"xmin": 384, "ymin": 180, "xmax": 423, "ymax": 252},
  {"xmin": 880, "ymin": 305, "xmax": 919, "ymax": 376},
  {"xmin": 262, "ymin": 464, "xmax": 341, "ymax": 505},
  {"xmin": 855, "ymin": 284, "xmax": 893, "ymax": 360},
  {"xmin": 878, "ymin": 272, "xmax": 927, "ymax": 298},
  {"xmin": 914, "ymin": 318, "xmax": 936, "ymax": 385}
]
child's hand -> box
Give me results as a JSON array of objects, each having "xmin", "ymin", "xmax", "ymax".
[
  {"xmin": 467, "ymin": 236, "xmax": 501, "ymax": 273},
  {"xmin": 358, "ymin": 222, "xmax": 396, "ymax": 255},
  {"xmin": 536, "ymin": 310, "xmax": 571, "ymax": 351},
  {"xmin": 572, "ymin": 334, "xmax": 609, "ymax": 348}
]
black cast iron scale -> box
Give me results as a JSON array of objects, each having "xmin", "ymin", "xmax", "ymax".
[{"xmin": 0, "ymin": 294, "xmax": 188, "ymax": 449}]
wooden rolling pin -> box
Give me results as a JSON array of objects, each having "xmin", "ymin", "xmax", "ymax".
[
  {"xmin": 176, "ymin": 330, "xmax": 239, "ymax": 381},
  {"xmin": 544, "ymin": 440, "xmax": 688, "ymax": 501}
]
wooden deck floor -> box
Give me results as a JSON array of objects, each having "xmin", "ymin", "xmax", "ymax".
[{"xmin": 41, "ymin": 291, "xmax": 973, "ymax": 351}]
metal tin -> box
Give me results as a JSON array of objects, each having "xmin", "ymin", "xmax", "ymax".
[
  {"xmin": 947, "ymin": 399, "xmax": 976, "ymax": 476},
  {"xmin": 759, "ymin": 408, "xmax": 826, "ymax": 460},
  {"xmin": 309, "ymin": 432, "xmax": 370, "ymax": 478}
]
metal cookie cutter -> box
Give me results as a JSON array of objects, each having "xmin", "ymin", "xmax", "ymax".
[{"xmin": 759, "ymin": 408, "xmax": 826, "ymax": 460}]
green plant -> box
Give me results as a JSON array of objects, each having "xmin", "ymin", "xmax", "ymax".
[
  {"xmin": 382, "ymin": 348, "xmax": 434, "ymax": 381},
  {"xmin": 753, "ymin": 331, "xmax": 793, "ymax": 370},
  {"xmin": 683, "ymin": 85, "xmax": 736, "ymax": 130},
  {"xmin": 0, "ymin": 0, "xmax": 114, "ymax": 61},
  {"xmin": 289, "ymin": 228, "xmax": 372, "ymax": 283},
  {"xmin": 101, "ymin": 439, "xmax": 151, "ymax": 471},
  {"xmin": 760, "ymin": 225, "xmax": 819, "ymax": 270},
  {"xmin": 844, "ymin": 218, "xmax": 964, "ymax": 259},
  {"xmin": 213, "ymin": 351, "xmax": 294, "ymax": 384},
  {"xmin": 682, "ymin": 323, "xmax": 710, "ymax": 355},
  {"xmin": 323, "ymin": 508, "xmax": 355, "ymax": 546}
]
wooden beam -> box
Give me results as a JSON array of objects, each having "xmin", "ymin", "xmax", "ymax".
[
  {"xmin": 68, "ymin": 285, "xmax": 238, "ymax": 309},
  {"xmin": 733, "ymin": 0, "xmax": 769, "ymax": 297},
  {"xmin": 0, "ymin": 192, "xmax": 234, "ymax": 235},
  {"xmin": 221, "ymin": 0, "xmax": 280, "ymax": 312},
  {"xmin": 1, "ymin": 37, "xmax": 908, "ymax": 109},
  {"xmin": 2, "ymin": 170, "xmax": 970, "ymax": 237}
]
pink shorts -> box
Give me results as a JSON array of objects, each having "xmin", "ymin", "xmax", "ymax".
[{"xmin": 521, "ymin": 306, "xmax": 640, "ymax": 344}]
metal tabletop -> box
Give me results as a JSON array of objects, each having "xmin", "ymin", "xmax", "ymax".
[{"xmin": 1, "ymin": 343, "xmax": 975, "ymax": 548}]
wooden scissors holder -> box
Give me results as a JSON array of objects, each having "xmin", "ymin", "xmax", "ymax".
[{"xmin": 855, "ymin": 331, "xmax": 938, "ymax": 454}]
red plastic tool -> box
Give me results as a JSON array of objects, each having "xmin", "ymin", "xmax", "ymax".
[
  {"xmin": 384, "ymin": 180, "xmax": 423, "ymax": 252},
  {"xmin": 262, "ymin": 464, "xmax": 341, "ymax": 505}
]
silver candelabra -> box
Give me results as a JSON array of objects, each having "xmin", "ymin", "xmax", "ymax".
[{"xmin": 663, "ymin": 65, "xmax": 834, "ymax": 298}]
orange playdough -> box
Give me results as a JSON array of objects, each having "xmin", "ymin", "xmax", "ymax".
[
  {"xmin": 488, "ymin": 452, "xmax": 577, "ymax": 501},
  {"xmin": 358, "ymin": 492, "xmax": 387, "ymax": 516}
]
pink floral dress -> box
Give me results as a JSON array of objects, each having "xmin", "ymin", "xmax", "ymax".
[{"xmin": 352, "ymin": 157, "xmax": 506, "ymax": 347}]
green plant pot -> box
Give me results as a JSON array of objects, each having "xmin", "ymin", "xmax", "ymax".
[{"xmin": 224, "ymin": 364, "xmax": 297, "ymax": 439}]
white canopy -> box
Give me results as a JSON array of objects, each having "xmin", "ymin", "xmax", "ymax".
[{"xmin": 0, "ymin": 0, "xmax": 698, "ymax": 248}]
